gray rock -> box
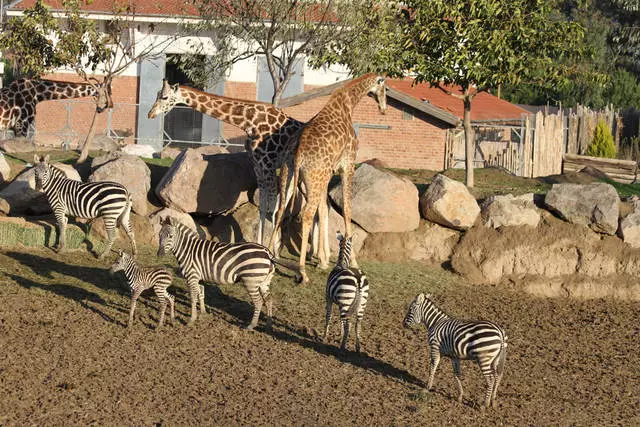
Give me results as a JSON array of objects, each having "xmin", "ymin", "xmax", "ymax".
[
  {"xmin": 88, "ymin": 154, "xmax": 151, "ymax": 216},
  {"xmin": 155, "ymin": 147, "xmax": 255, "ymax": 215},
  {"xmin": 544, "ymin": 183, "xmax": 619, "ymax": 235},
  {"xmin": 619, "ymin": 199, "xmax": 640, "ymax": 247},
  {"xmin": 329, "ymin": 163, "xmax": 419, "ymax": 233},
  {"xmin": 121, "ymin": 144, "xmax": 156, "ymax": 158},
  {"xmin": 481, "ymin": 193, "xmax": 541, "ymax": 229},
  {"xmin": 420, "ymin": 174, "xmax": 480, "ymax": 230},
  {"xmin": 0, "ymin": 152, "xmax": 11, "ymax": 181}
]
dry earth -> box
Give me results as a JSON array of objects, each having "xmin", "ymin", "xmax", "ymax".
[{"xmin": 0, "ymin": 245, "xmax": 638, "ymax": 426}]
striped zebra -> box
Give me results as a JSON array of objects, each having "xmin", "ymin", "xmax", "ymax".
[
  {"xmin": 157, "ymin": 216, "xmax": 299, "ymax": 330},
  {"xmin": 110, "ymin": 250, "xmax": 175, "ymax": 329},
  {"xmin": 33, "ymin": 154, "xmax": 136, "ymax": 259},
  {"xmin": 403, "ymin": 293, "xmax": 508, "ymax": 409},
  {"xmin": 323, "ymin": 232, "xmax": 369, "ymax": 353}
]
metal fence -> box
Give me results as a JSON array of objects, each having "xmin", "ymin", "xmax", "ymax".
[{"xmin": 9, "ymin": 99, "xmax": 244, "ymax": 151}]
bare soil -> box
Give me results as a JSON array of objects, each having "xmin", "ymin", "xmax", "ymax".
[{"xmin": 0, "ymin": 245, "xmax": 638, "ymax": 425}]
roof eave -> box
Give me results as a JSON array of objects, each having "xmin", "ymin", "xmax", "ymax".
[{"xmin": 386, "ymin": 87, "xmax": 460, "ymax": 127}]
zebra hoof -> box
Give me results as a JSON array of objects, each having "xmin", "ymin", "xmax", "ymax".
[{"xmin": 244, "ymin": 325, "xmax": 256, "ymax": 332}]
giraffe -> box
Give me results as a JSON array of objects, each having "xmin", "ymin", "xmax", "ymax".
[
  {"xmin": 270, "ymin": 73, "xmax": 387, "ymax": 284},
  {"xmin": 0, "ymin": 78, "xmax": 108, "ymax": 137},
  {"xmin": 147, "ymin": 79, "xmax": 305, "ymax": 248}
]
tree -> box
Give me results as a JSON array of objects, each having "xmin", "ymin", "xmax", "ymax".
[
  {"xmin": 173, "ymin": 0, "xmax": 376, "ymax": 105},
  {"xmin": 0, "ymin": 0, "xmax": 178, "ymax": 163},
  {"xmin": 587, "ymin": 119, "xmax": 616, "ymax": 158},
  {"xmin": 384, "ymin": 0, "xmax": 587, "ymax": 187}
]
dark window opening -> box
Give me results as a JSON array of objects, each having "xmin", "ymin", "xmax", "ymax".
[{"xmin": 163, "ymin": 55, "xmax": 203, "ymax": 143}]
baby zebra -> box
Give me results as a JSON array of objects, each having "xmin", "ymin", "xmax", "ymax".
[
  {"xmin": 323, "ymin": 232, "xmax": 369, "ymax": 352},
  {"xmin": 110, "ymin": 250, "xmax": 175, "ymax": 328},
  {"xmin": 33, "ymin": 154, "xmax": 136, "ymax": 259},
  {"xmin": 157, "ymin": 216, "xmax": 299, "ymax": 330},
  {"xmin": 403, "ymin": 293, "xmax": 508, "ymax": 409}
]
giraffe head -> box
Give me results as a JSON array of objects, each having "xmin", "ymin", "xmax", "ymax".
[
  {"xmin": 147, "ymin": 79, "xmax": 184, "ymax": 119},
  {"xmin": 369, "ymin": 76, "xmax": 387, "ymax": 114}
]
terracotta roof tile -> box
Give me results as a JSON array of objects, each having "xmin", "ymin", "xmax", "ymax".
[
  {"xmin": 10, "ymin": 0, "xmax": 199, "ymax": 17},
  {"xmin": 386, "ymin": 78, "xmax": 529, "ymax": 122}
]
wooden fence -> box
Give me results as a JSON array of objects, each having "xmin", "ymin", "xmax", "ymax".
[
  {"xmin": 563, "ymin": 153, "xmax": 637, "ymax": 183},
  {"xmin": 477, "ymin": 104, "xmax": 627, "ymax": 179}
]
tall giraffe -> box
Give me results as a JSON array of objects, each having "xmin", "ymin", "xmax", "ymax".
[
  {"xmin": 148, "ymin": 79, "xmax": 305, "ymax": 247},
  {"xmin": 270, "ymin": 73, "xmax": 387, "ymax": 283},
  {"xmin": 0, "ymin": 78, "xmax": 106, "ymax": 137}
]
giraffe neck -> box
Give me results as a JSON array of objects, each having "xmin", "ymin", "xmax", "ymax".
[
  {"xmin": 177, "ymin": 85, "xmax": 291, "ymax": 137},
  {"xmin": 332, "ymin": 73, "xmax": 379, "ymax": 115},
  {"xmin": 30, "ymin": 80, "xmax": 97, "ymax": 102}
]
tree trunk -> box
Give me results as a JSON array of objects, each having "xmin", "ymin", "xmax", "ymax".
[
  {"xmin": 76, "ymin": 108, "xmax": 100, "ymax": 164},
  {"xmin": 463, "ymin": 96, "xmax": 474, "ymax": 188}
]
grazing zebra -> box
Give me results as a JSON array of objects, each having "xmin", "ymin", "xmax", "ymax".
[
  {"xmin": 110, "ymin": 250, "xmax": 175, "ymax": 328},
  {"xmin": 157, "ymin": 216, "xmax": 299, "ymax": 330},
  {"xmin": 32, "ymin": 154, "xmax": 136, "ymax": 259},
  {"xmin": 403, "ymin": 293, "xmax": 508, "ymax": 409},
  {"xmin": 323, "ymin": 232, "xmax": 369, "ymax": 353}
]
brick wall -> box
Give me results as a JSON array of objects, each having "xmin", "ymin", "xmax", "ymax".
[{"xmin": 30, "ymin": 76, "xmax": 451, "ymax": 170}]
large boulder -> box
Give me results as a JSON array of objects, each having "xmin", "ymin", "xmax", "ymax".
[
  {"xmin": 0, "ymin": 152, "xmax": 11, "ymax": 181},
  {"xmin": 481, "ymin": 193, "xmax": 541, "ymax": 229},
  {"xmin": 88, "ymin": 153, "xmax": 151, "ymax": 216},
  {"xmin": 121, "ymin": 143, "xmax": 156, "ymax": 158},
  {"xmin": 544, "ymin": 183, "xmax": 619, "ymax": 235},
  {"xmin": 87, "ymin": 135, "xmax": 122, "ymax": 153},
  {"xmin": 619, "ymin": 199, "xmax": 640, "ymax": 248},
  {"xmin": 202, "ymin": 202, "xmax": 260, "ymax": 244},
  {"xmin": 420, "ymin": 174, "xmax": 480, "ymax": 230},
  {"xmin": 0, "ymin": 137, "xmax": 35, "ymax": 153},
  {"xmin": 359, "ymin": 220, "xmax": 460, "ymax": 264},
  {"xmin": 0, "ymin": 163, "xmax": 81, "ymax": 215},
  {"xmin": 155, "ymin": 147, "xmax": 256, "ymax": 215},
  {"xmin": 329, "ymin": 163, "xmax": 419, "ymax": 233},
  {"xmin": 148, "ymin": 207, "xmax": 201, "ymax": 245}
]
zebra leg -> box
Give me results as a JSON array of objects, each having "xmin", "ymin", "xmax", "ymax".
[
  {"xmin": 168, "ymin": 294, "xmax": 175, "ymax": 325},
  {"xmin": 198, "ymin": 284, "xmax": 206, "ymax": 314},
  {"xmin": 322, "ymin": 301, "xmax": 332, "ymax": 342},
  {"xmin": 340, "ymin": 318, "xmax": 350, "ymax": 351},
  {"xmin": 245, "ymin": 282, "xmax": 264, "ymax": 331},
  {"xmin": 480, "ymin": 358, "xmax": 496, "ymax": 409},
  {"xmin": 427, "ymin": 349, "xmax": 441, "ymax": 391},
  {"xmin": 186, "ymin": 277, "xmax": 201, "ymax": 326},
  {"xmin": 452, "ymin": 358, "xmax": 464, "ymax": 403},
  {"xmin": 98, "ymin": 217, "xmax": 118, "ymax": 259},
  {"xmin": 154, "ymin": 287, "xmax": 169, "ymax": 329},
  {"xmin": 53, "ymin": 211, "xmax": 67, "ymax": 252},
  {"xmin": 258, "ymin": 283, "xmax": 274, "ymax": 328},
  {"xmin": 128, "ymin": 289, "xmax": 142, "ymax": 327},
  {"xmin": 491, "ymin": 347, "xmax": 507, "ymax": 407}
]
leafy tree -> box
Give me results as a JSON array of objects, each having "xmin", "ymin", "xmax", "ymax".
[
  {"xmin": 0, "ymin": 0, "xmax": 177, "ymax": 163},
  {"xmin": 605, "ymin": 68, "xmax": 640, "ymax": 110},
  {"xmin": 587, "ymin": 119, "xmax": 616, "ymax": 158},
  {"xmin": 386, "ymin": 0, "xmax": 587, "ymax": 187},
  {"xmin": 174, "ymin": 0, "xmax": 376, "ymax": 105}
]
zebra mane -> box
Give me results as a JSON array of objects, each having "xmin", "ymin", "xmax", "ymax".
[
  {"xmin": 48, "ymin": 164, "xmax": 67, "ymax": 179},
  {"xmin": 169, "ymin": 219, "xmax": 200, "ymax": 239}
]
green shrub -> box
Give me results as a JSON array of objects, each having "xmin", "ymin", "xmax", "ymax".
[{"xmin": 587, "ymin": 120, "xmax": 616, "ymax": 158}]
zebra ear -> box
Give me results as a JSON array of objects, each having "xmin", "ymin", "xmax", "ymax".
[
  {"xmin": 336, "ymin": 230, "xmax": 344, "ymax": 242},
  {"xmin": 166, "ymin": 216, "xmax": 174, "ymax": 226},
  {"xmin": 118, "ymin": 249, "xmax": 123, "ymax": 257},
  {"xmin": 43, "ymin": 154, "xmax": 50, "ymax": 164},
  {"xmin": 33, "ymin": 154, "xmax": 40, "ymax": 163},
  {"xmin": 416, "ymin": 293, "xmax": 425, "ymax": 303}
]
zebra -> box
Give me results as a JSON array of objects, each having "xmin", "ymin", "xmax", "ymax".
[
  {"xmin": 157, "ymin": 216, "xmax": 300, "ymax": 330},
  {"xmin": 32, "ymin": 154, "xmax": 136, "ymax": 259},
  {"xmin": 109, "ymin": 250, "xmax": 175, "ymax": 329},
  {"xmin": 403, "ymin": 293, "xmax": 508, "ymax": 409},
  {"xmin": 322, "ymin": 231, "xmax": 369, "ymax": 353}
]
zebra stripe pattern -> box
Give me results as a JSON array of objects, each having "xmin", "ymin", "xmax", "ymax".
[
  {"xmin": 110, "ymin": 250, "xmax": 174, "ymax": 328},
  {"xmin": 403, "ymin": 293, "xmax": 508, "ymax": 409},
  {"xmin": 158, "ymin": 216, "xmax": 291, "ymax": 330},
  {"xmin": 323, "ymin": 232, "xmax": 369, "ymax": 353},
  {"xmin": 33, "ymin": 154, "xmax": 136, "ymax": 259}
]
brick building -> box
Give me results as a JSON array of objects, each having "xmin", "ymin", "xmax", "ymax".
[{"xmin": 5, "ymin": 0, "xmax": 528, "ymax": 171}]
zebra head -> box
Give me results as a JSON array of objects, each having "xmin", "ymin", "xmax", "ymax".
[
  {"xmin": 157, "ymin": 216, "xmax": 177, "ymax": 257},
  {"xmin": 403, "ymin": 293, "xmax": 430, "ymax": 328},
  {"xmin": 33, "ymin": 154, "xmax": 52, "ymax": 192},
  {"xmin": 148, "ymin": 79, "xmax": 183, "ymax": 119},
  {"xmin": 335, "ymin": 231, "xmax": 356, "ymax": 267},
  {"xmin": 109, "ymin": 249, "xmax": 130, "ymax": 275}
]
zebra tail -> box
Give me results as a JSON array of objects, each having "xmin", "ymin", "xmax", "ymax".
[
  {"xmin": 269, "ymin": 253, "xmax": 301, "ymax": 275},
  {"xmin": 117, "ymin": 193, "xmax": 133, "ymax": 225},
  {"xmin": 345, "ymin": 277, "xmax": 364, "ymax": 317}
]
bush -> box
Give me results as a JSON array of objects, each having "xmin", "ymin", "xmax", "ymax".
[{"xmin": 587, "ymin": 120, "xmax": 616, "ymax": 158}]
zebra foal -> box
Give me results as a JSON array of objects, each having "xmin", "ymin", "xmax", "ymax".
[
  {"xmin": 110, "ymin": 250, "xmax": 175, "ymax": 328},
  {"xmin": 403, "ymin": 293, "xmax": 508, "ymax": 409},
  {"xmin": 157, "ymin": 216, "xmax": 298, "ymax": 330},
  {"xmin": 33, "ymin": 154, "xmax": 136, "ymax": 259},
  {"xmin": 323, "ymin": 232, "xmax": 369, "ymax": 353}
]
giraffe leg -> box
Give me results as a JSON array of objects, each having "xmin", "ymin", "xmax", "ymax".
[
  {"xmin": 269, "ymin": 162, "xmax": 291, "ymax": 255},
  {"xmin": 452, "ymin": 358, "xmax": 464, "ymax": 403},
  {"xmin": 317, "ymin": 196, "xmax": 330, "ymax": 270},
  {"xmin": 340, "ymin": 165, "xmax": 358, "ymax": 268}
]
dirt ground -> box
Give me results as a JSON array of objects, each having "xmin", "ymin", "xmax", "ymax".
[{"xmin": 0, "ymin": 245, "xmax": 638, "ymax": 426}]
